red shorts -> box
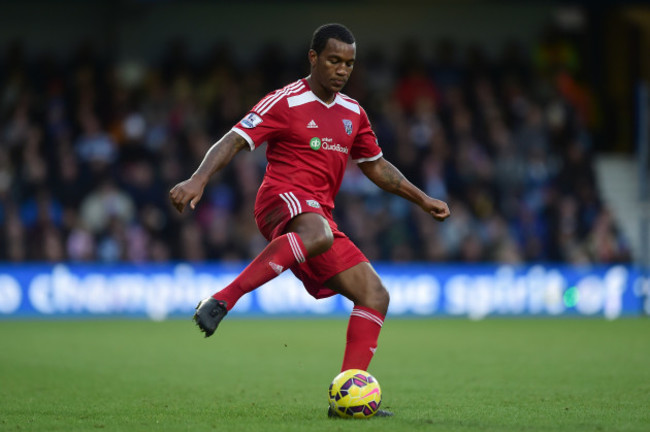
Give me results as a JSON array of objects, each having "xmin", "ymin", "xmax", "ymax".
[{"xmin": 254, "ymin": 187, "xmax": 369, "ymax": 299}]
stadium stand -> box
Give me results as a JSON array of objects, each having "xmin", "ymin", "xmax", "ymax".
[{"xmin": 0, "ymin": 36, "xmax": 632, "ymax": 264}]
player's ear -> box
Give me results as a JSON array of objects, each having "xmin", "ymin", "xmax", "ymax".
[{"xmin": 308, "ymin": 49, "xmax": 318, "ymax": 67}]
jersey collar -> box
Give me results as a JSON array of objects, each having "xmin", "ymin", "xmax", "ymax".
[{"xmin": 302, "ymin": 78, "xmax": 339, "ymax": 108}]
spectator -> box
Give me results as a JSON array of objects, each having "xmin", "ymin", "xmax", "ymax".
[
  {"xmin": 0, "ymin": 35, "xmax": 631, "ymax": 265},
  {"xmin": 79, "ymin": 178, "xmax": 136, "ymax": 234}
]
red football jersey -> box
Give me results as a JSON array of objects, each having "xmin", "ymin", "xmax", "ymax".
[{"xmin": 231, "ymin": 78, "xmax": 382, "ymax": 211}]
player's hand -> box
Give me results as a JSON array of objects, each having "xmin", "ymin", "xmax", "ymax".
[
  {"xmin": 422, "ymin": 197, "xmax": 450, "ymax": 222},
  {"xmin": 169, "ymin": 176, "xmax": 206, "ymax": 213}
]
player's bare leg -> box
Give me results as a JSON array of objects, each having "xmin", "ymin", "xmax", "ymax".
[{"xmin": 325, "ymin": 262, "xmax": 389, "ymax": 315}]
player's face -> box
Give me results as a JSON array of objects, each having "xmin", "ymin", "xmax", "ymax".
[{"xmin": 309, "ymin": 38, "xmax": 356, "ymax": 101}]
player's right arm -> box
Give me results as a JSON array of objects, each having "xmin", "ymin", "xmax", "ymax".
[{"xmin": 169, "ymin": 131, "xmax": 248, "ymax": 213}]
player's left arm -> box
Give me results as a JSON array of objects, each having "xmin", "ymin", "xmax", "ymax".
[{"xmin": 358, "ymin": 157, "xmax": 450, "ymax": 222}]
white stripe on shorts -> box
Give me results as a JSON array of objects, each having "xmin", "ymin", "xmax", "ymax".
[
  {"xmin": 279, "ymin": 193, "xmax": 297, "ymax": 217},
  {"xmin": 279, "ymin": 192, "xmax": 302, "ymax": 218},
  {"xmin": 288, "ymin": 192, "xmax": 302, "ymax": 214}
]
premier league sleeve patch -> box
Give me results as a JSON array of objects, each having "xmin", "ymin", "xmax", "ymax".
[{"xmin": 240, "ymin": 112, "xmax": 263, "ymax": 129}]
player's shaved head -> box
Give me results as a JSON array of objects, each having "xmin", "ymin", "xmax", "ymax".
[{"xmin": 310, "ymin": 23, "xmax": 355, "ymax": 55}]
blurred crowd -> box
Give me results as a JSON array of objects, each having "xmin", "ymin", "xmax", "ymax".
[{"xmin": 0, "ymin": 34, "xmax": 633, "ymax": 264}]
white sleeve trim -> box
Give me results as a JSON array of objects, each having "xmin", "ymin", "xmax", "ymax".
[
  {"xmin": 231, "ymin": 127, "xmax": 256, "ymax": 150},
  {"xmin": 353, "ymin": 151, "xmax": 383, "ymax": 164}
]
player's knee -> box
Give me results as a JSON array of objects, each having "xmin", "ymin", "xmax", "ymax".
[
  {"xmin": 287, "ymin": 213, "xmax": 333, "ymax": 257},
  {"xmin": 373, "ymin": 283, "xmax": 390, "ymax": 311},
  {"xmin": 294, "ymin": 224, "xmax": 333, "ymax": 257},
  {"xmin": 358, "ymin": 281, "xmax": 389, "ymax": 315},
  {"xmin": 308, "ymin": 228, "xmax": 334, "ymax": 256}
]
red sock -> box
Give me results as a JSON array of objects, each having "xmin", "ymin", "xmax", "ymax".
[
  {"xmin": 212, "ymin": 232, "xmax": 307, "ymax": 310},
  {"xmin": 341, "ymin": 306, "xmax": 385, "ymax": 371}
]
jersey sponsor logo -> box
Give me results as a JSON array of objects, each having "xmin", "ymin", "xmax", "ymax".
[
  {"xmin": 322, "ymin": 140, "xmax": 349, "ymax": 154},
  {"xmin": 309, "ymin": 137, "xmax": 349, "ymax": 154},
  {"xmin": 309, "ymin": 137, "xmax": 322, "ymax": 150},
  {"xmin": 342, "ymin": 119, "xmax": 353, "ymax": 135},
  {"xmin": 307, "ymin": 119, "xmax": 318, "ymax": 128},
  {"xmin": 240, "ymin": 112, "xmax": 263, "ymax": 129},
  {"xmin": 306, "ymin": 200, "xmax": 320, "ymax": 208}
]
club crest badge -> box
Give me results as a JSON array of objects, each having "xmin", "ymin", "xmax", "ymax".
[{"xmin": 342, "ymin": 119, "xmax": 353, "ymax": 135}]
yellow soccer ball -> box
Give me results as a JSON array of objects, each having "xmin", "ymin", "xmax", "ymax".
[{"xmin": 328, "ymin": 369, "xmax": 382, "ymax": 419}]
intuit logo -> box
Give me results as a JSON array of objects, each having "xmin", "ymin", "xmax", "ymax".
[
  {"xmin": 309, "ymin": 137, "xmax": 348, "ymax": 154},
  {"xmin": 309, "ymin": 137, "xmax": 321, "ymax": 150}
]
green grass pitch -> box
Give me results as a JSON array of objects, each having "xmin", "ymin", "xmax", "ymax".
[{"xmin": 1, "ymin": 318, "xmax": 648, "ymax": 431}]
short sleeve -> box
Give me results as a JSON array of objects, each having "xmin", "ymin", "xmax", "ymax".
[
  {"xmin": 350, "ymin": 107, "xmax": 383, "ymax": 163},
  {"xmin": 231, "ymin": 91, "xmax": 287, "ymax": 151}
]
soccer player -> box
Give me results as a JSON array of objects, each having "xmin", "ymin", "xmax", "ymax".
[{"xmin": 169, "ymin": 23, "xmax": 450, "ymax": 417}]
